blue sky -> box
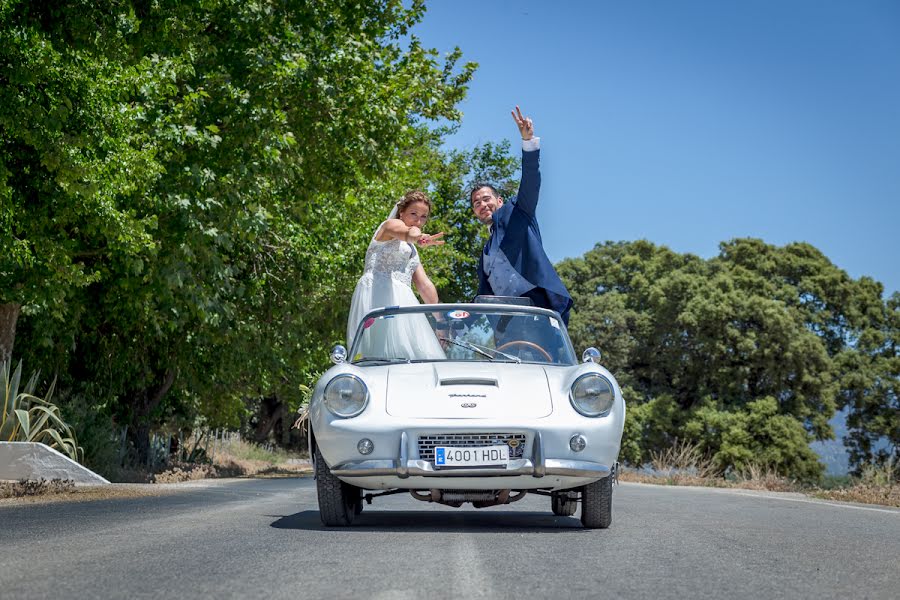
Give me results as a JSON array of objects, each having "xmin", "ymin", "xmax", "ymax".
[{"xmin": 413, "ymin": 0, "xmax": 900, "ymax": 295}]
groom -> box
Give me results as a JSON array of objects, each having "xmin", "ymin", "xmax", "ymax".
[{"xmin": 472, "ymin": 106, "xmax": 574, "ymax": 325}]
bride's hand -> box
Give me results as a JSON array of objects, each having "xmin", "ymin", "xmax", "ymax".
[{"xmin": 417, "ymin": 232, "xmax": 446, "ymax": 247}]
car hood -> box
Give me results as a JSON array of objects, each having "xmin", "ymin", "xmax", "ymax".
[{"xmin": 385, "ymin": 362, "xmax": 553, "ymax": 419}]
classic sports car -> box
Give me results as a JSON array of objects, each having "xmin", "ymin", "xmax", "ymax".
[{"xmin": 308, "ymin": 300, "xmax": 625, "ymax": 529}]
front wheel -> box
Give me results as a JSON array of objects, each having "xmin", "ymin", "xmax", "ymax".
[
  {"xmin": 551, "ymin": 490, "xmax": 578, "ymax": 516},
  {"xmin": 315, "ymin": 447, "xmax": 360, "ymax": 526},
  {"xmin": 580, "ymin": 474, "xmax": 613, "ymax": 529}
]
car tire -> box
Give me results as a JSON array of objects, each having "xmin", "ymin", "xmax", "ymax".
[
  {"xmin": 580, "ymin": 474, "xmax": 613, "ymax": 529},
  {"xmin": 315, "ymin": 447, "xmax": 358, "ymax": 527},
  {"xmin": 551, "ymin": 490, "xmax": 578, "ymax": 516}
]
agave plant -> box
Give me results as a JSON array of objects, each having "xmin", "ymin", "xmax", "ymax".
[{"xmin": 1, "ymin": 360, "xmax": 83, "ymax": 463}]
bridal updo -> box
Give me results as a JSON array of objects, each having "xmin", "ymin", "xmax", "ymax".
[{"xmin": 396, "ymin": 190, "xmax": 432, "ymax": 219}]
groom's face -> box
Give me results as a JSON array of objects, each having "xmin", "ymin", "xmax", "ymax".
[{"xmin": 471, "ymin": 186, "xmax": 504, "ymax": 225}]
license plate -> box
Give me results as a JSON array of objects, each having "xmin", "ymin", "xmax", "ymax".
[{"xmin": 434, "ymin": 445, "xmax": 509, "ymax": 468}]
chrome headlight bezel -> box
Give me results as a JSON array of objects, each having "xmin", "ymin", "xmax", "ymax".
[
  {"xmin": 569, "ymin": 373, "xmax": 615, "ymax": 417},
  {"xmin": 323, "ymin": 374, "xmax": 369, "ymax": 418}
]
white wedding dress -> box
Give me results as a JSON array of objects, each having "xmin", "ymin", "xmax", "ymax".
[{"xmin": 346, "ymin": 222, "xmax": 445, "ymax": 360}]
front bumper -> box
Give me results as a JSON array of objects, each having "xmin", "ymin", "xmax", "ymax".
[{"xmin": 329, "ymin": 431, "xmax": 613, "ymax": 479}]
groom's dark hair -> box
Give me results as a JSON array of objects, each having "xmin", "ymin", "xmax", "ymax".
[{"xmin": 469, "ymin": 182, "xmax": 500, "ymax": 204}]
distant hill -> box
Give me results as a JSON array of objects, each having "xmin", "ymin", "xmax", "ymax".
[
  {"xmin": 810, "ymin": 409, "xmax": 853, "ymax": 476},
  {"xmin": 809, "ymin": 408, "xmax": 893, "ymax": 476},
  {"xmin": 810, "ymin": 439, "xmax": 850, "ymax": 476}
]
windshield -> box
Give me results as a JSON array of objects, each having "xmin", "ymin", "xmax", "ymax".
[{"xmin": 350, "ymin": 306, "xmax": 576, "ymax": 366}]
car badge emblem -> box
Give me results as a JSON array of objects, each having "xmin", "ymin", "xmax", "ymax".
[
  {"xmin": 460, "ymin": 402, "xmax": 477, "ymax": 408},
  {"xmin": 507, "ymin": 439, "xmax": 520, "ymax": 448}
]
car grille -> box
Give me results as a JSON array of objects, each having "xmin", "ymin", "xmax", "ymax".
[{"xmin": 417, "ymin": 433, "xmax": 527, "ymax": 461}]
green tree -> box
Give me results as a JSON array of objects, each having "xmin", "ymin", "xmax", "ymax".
[
  {"xmin": 1, "ymin": 0, "xmax": 160, "ymax": 364},
  {"xmin": 834, "ymin": 292, "xmax": 899, "ymax": 474},
  {"xmin": 225, "ymin": 134, "xmax": 522, "ymax": 445},
  {"xmin": 559, "ymin": 238, "xmax": 895, "ymax": 480},
  {"xmin": 4, "ymin": 0, "xmax": 478, "ymax": 461},
  {"xmin": 419, "ymin": 140, "xmax": 520, "ymax": 303},
  {"xmin": 684, "ymin": 397, "xmax": 825, "ymax": 481}
]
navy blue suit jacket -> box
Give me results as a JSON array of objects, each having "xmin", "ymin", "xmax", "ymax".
[{"xmin": 477, "ymin": 147, "xmax": 574, "ymax": 324}]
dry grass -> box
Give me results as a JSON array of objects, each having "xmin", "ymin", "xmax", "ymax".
[
  {"xmin": 622, "ymin": 439, "xmax": 800, "ymax": 491},
  {"xmin": 0, "ymin": 478, "xmax": 75, "ymax": 498},
  {"xmin": 152, "ymin": 437, "xmax": 311, "ymax": 483},
  {"xmin": 152, "ymin": 462, "xmax": 220, "ymax": 483},
  {"xmin": 0, "ymin": 480, "xmax": 172, "ymax": 505},
  {"xmin": 621, "ymin": 443, "xmax": 898, "ymax": 508},
  {"xmin": 813, "ymin": 484, "xmax": 900, "ymax": 507},
  {"xmin": 649, "ymin": 439, "xmax": 717, "ymax": 478},
  {"xmin": 152, "ymin": 459, "xmax": 310, "ymax": 483},
  {"xmin": 811, "ymin": 462, "xmax": 899, "ymax": 508},
  {"xmin": 632, "ymin": 439, "xmax": 721, "ymax": 486},
  {"xmin": 619, "ymin": 465, "xmax": 801, "ymax": 493},
  {"xmin": 732, "ymin": 463, "xmax": 800, "ymax": 493}
]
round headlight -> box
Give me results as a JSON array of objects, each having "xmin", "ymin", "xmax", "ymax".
[
  {"xmin": 323, "ymin": 375, "xmax": 369, "ymax": 418},
  {"xmin": 569, "ymin": 373, "xmax": 615, "ymax": 417}
]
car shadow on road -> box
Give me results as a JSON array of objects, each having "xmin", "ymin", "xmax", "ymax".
[{"xmin": 270, "ymin": 510, "xmax": 590, "ymax": 533}]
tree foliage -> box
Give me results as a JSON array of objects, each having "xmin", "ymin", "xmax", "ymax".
[
  {"xmin": 414, "ymin": 139, "xmax": 520, "ymax": 304},
  {"xmin": 834, "ymin": 293, "xmax": 899, "ymax": 473},
  {"xmin": 3, "ymin": 1, "xmax": 894, "ymax": 479},
  {"xmin": 2, "ymin": 0, "xmax": 480, "ymax": 460},
  {"xmin": 559, "ymin": 239, "xmax": 898, "ymax": 480}
]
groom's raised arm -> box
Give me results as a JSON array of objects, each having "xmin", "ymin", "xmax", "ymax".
[{"xmin": 511, "ymin": 106, "xmax": 541, "ymax": 217}]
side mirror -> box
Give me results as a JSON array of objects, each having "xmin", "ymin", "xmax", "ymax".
[
  {"xmin": 331, "ymin": 345, "xmax": 347, "ymax": 364},
  {"xmin": 582, "ymin": 347, "xmax": 601, "ymax": 363}
]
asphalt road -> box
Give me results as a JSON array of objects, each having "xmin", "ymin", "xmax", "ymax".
[{"xmin": 1, "ymin": 478, "xmax": 898, "ymax": 599}]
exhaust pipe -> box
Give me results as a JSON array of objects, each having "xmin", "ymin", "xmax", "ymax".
[{"xmin": 408, "ymin": 489, "xmax": 528, "ymax": 508}]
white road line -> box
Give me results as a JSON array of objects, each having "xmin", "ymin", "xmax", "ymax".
[
  {"xmin": 621, "ymin": 482, "xmax": 900, "ymax": 515},
  {"xmin": 371, "ymin": 589, "xmax": 417, "ymax": 599},
  {"xmin": 452, "ymin": 530, "xmax": 495, "ymax": 598},
  {"xmin": 726, "ymin": 490, "xmax": 900, "ymax": 514}
]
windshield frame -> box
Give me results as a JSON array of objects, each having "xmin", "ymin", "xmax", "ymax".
[{"xmin": 348, "ymin": 303, "xmax": 578, "ymax": 366}]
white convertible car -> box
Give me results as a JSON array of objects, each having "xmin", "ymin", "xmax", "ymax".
[{"xmin": 308, "ymin": 300, "xmax": 625, "ymax": 529}]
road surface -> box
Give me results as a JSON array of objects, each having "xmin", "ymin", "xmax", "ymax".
[{"xmin": 1, "ymin": 478, "xmax": 897, "ymax": 599}]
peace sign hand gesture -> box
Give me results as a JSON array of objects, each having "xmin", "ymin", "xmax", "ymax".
[
  {"xmin": 511, "ymin": 105, "xmax": 534, "ymax": 140},
  {"xmin": 416, "ymin": 232, "xmax": 446, "ymax": 248}
]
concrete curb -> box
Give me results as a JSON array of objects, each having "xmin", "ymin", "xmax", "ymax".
[{"xmin": 0, "ymin": 442, "xmax": 109, "ymax": 485}]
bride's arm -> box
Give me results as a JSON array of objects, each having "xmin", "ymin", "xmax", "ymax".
[
  {"xmin": 412, "ymin": 265, "xmax": 439, "ymax": 304},
  {"xmin": 376, "ymin": 219, "xmax": 423, "ymax": 244}
]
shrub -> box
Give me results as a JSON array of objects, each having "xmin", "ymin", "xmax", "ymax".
[
  {"xmin": 683, "ymin": 397, "xmax": 825, "ymax": 483},
  {"xmin": 57, "ymin": 393, "xmax": 122, "ymax": 479}
]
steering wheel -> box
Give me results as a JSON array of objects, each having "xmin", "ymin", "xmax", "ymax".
[{"xmin": 496, "ymin": 340, "xmax": 553, "ymax": 362}]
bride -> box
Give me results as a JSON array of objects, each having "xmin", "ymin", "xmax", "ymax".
[{"xmin": 347, "ymin": 190, "xmax": 446, "ymax": 360}]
